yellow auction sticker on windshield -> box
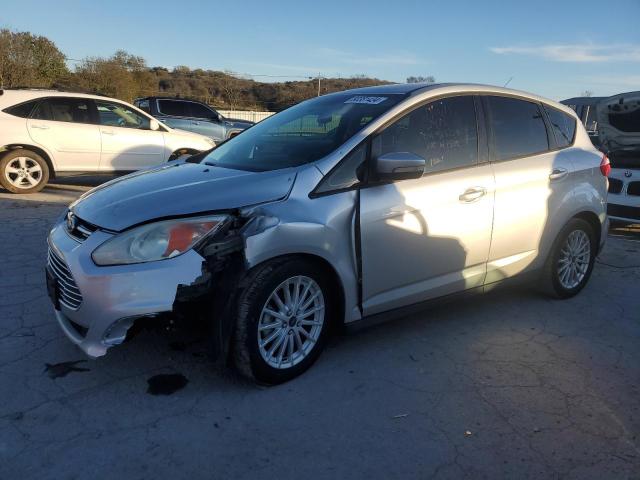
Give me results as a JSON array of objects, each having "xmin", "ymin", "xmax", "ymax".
[{"xmin": 344, "ymin": 96, "xmax": 388, "ymax": 105}]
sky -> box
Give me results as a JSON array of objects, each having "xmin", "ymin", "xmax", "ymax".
[{"xmin": 2, "ymin": 0, "xmax": 639, "ymax": 101}]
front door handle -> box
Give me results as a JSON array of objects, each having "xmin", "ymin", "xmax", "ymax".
[
  {"xmin": 459, "ymin": 187, "xmax": 487, "ymax": 203},
  {"xmin": 30, "ymin": 124, "xmax": 49, "ymax": 130},
  {"xmin": 549, "ymin": 168, "xmax": 568, "ymax": 181}
]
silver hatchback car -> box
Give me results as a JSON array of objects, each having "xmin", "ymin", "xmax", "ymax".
[{"xmin": 47, "ymin": 83, "xmax": 609, "ymax": 383}]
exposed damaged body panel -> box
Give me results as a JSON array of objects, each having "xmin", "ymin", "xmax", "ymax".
[{"xmin": 597, "ymin": 91, "xmax": 640, "ymax": 154}]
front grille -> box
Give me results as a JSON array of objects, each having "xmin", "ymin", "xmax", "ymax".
[
  {"xmin": 67, "ymin": 215, "xmax": 97, "ymax": 242},
  {"xmin": 628, "ymin": 181, "xmax": 640, "ymax": 196},
  {"xmin": 608, "ymin": 178, "xmax": 623, "ymax": 194},
  {"xmin": 47, "ymin": 247, "xmax": 83, "ymax": 310},
  {"xmin": 608, "ymin": 203, "xmax": 640, "ymax": 221}
]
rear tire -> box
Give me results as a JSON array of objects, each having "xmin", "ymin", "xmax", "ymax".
[
  {"xmin": 540, "ymin": 218, "xmax": 596, "ymax": 299},
  {"xmin": 232, "ymin": 258, "xmax": 333, "ymax": 384},
  {"xmin": 0, "ymin": 149, "xmax": 49, "ymax": 194}
]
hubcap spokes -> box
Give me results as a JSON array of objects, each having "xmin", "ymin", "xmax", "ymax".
[
  {"xmin": 5, "ymin": 157, "xmax": 42, "ymax": 189},
  {"xmin": 557, "ymin": 230, "xmax": 590, "ymax": 289},
  {"xmin": 258, "ymin": 276, "xmax": 325, "ymax": 369}
]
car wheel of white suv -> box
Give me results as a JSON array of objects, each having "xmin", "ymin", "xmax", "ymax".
[
  {"xmin": 232, "ymin": 258, "xmax": 333, "ymax": 384},
  {"xmin": 0, "ymin": 149, "xmax": 50, "ymax": 194},
  {"xmin": 542, "ymin": 218, "xmax": 596, "ymax": 299}
]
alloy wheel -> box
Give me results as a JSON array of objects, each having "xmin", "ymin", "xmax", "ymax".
[
  {"xmin": 257, "ymin": 275, "xmax": 325, "ymax": 369},
  {"xmin": 4, "ymin": 157, "xmax": 43, "ymax": 190},
  {"xmin": 557, "ymin": 229, "xmax": 591, "ymax": 289}
]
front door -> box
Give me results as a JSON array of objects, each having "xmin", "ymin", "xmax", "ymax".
[
  {"xmin": 95, "ymin": 100, "xmax": 165, "ymax": 171},
  {"xmin": 359, "ymin": 95, "xmax": 495, "ymax": 316}
]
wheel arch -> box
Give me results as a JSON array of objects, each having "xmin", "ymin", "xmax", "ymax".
[
  {"xmin": 572, "ymin": 210, "xmax": 603, "ymax": 254},
  {"xmin": 246, "ymin": 252, "xmax": 346, "ymax": 328},
  {"xmin": 168, "ymin": 148, "xmax": 202, "ymax": 161},
  {"xmin": 1, "ymin": 144, "xmax": 56, "ymax": 178}
]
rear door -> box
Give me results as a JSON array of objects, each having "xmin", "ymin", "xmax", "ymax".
[
  {"xmin": 484, "ymin": 95, "xmax": 575, "ymax": 282},
  {"xmin": 27, "ymin": 97, "xmax": 101, "ymax": 171},
  {"xmin": 96, "ymin": 100, "xmax": 165, "ymax": 171},
  {"xmin": 359, "ymin": 95, "xmax": 495, "ymax": 315}
]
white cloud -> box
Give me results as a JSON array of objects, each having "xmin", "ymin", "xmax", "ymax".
[{"xmin": 490, "ymin": 44, "xmax": 640, "ymax": 63}]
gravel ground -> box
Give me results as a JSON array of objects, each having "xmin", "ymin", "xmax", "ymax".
[{"xmin": 1, "ymin": 176, "xmax": 639, "ymax": 479}]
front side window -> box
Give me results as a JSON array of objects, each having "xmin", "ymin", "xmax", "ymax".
[
  {"xmin": 96, "ymin": 101, "xmax": 150, "ymax": 129},
  {"xmin": 188, "ymin": 102, "xmax": 217, "ymax": 120},
  {"xmin": 201, "ymin": 93, "xmax": 405, "ymax": 172},
  {"xmin": 372, "ymin": 95, "xmax": 479, "ymax": 175},
  {"xmin": 158, "ymin": 99, "xmax": 188, "ymax": 117},
  {"xmin": 314, "ymin": 142, "xmax": 368, "ymax": 194},
  {"xmin": 32, "ymin": 98, "xmax": 92, "ymax": 124},
  {"xmin": 544, "ymin": 105, "xmax": 576, "ymax": 148},
  {"xmin": 486, "ymin": 96, "xmax": 549, "ymax": 161}
]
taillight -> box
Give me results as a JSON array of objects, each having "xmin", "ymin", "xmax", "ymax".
[{"xmin": 600, "ymin": 154, "xmax": 611, "ymax": 177}]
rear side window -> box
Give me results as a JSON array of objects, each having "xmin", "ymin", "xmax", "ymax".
[
  {"xmin": 3, "ymin": 100, "xmax": 38, "ymax": 118},
  {"xmin": 372, "ymin": 95, "xmax": 478, "ymax": 175},
  {"xmin": 543, "ymin": 105, "xmax": 576, "ymax": 148},
  {"xmin": 158, "ymin": 100, "xmax": 188, "ymax": 117},
  {"xmin": 32, "ymin": 98, "xmax": 93, "ymax": 124},
  {"xmin": 486, "ymin": 96, "xmax": 549, "ymax": 161}
]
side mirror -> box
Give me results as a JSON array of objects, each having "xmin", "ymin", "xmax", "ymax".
[
  {"xmin": 374, "ymin": 152, "xmax": 425, "ymax": 181},
  {"xmin": 149, "ymin": 119, "xmax": 160, "ymax": 131}
]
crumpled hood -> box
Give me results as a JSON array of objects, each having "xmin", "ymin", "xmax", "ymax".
[{"xmin": 70, "ymin": 162, "xmax": 296, "ymax": 231}]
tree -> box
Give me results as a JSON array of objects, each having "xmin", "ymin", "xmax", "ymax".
[
  {"xmin": 406, "ymin": 75, "xmax": 435, "ymax": 84},
  {"xmin": 71, "ymin": 50, "xmax": 154, "ymax": 102},
  {"xmin": 0, "ymin": 29, "xmax": 68, "ymax": 87},
  {"xmin": 580, "ymin": 90, "xmax": 593, "ymax": 97}
]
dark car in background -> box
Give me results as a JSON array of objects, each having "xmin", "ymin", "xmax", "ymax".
[
  {"xmin": 134, "ymin": 96, "xmax": 254, "ymax": 142},
  {"xmin": 564, "ymin": 92, "xmax": 640, "ymax": 224},
  {"xmin": 561, "ymin": 96, "xmax": 606, "ymax": 148}
]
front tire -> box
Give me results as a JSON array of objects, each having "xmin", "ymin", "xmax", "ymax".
[
  {"xmin": 0, "ymin": 149, "xmax": 49, "ymax": 194},
  {"xmin": 232, "ymin": 258, "xmax": 333, "ymax": 384},
  {"xmin": 541, "ymin": 218, "xmax": 596, "ymax": 298}
]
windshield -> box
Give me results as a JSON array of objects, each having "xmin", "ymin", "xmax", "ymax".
[{"xmin": 201, "ymin": 93, "xmax": 405, "ymax": 171}]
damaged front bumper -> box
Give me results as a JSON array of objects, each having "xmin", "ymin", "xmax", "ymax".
[{"xmin": 47, "ymin": 221, "xmax": 209, "ymax": 358}]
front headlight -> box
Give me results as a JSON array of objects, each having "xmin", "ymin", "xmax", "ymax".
[
  {"xmin": 92, "ymin": 215, "xmax": 227, "ymax": 266},
  {"xmin": 204, "ymin": 137, "xmax": 216, "ymax": 147}
]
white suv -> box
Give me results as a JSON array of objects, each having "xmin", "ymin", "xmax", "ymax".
[{"xmin": 0, "ymin": 89, "xmax": 216, "ymax": 193}]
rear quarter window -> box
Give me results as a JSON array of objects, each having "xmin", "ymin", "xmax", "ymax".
[
  {"xmin": 486, "ymin": 96, "xmax": 549, "ymax": 161},
  {"xmin": 3, "ymin": 100, "xmax": 38, "ymax": 118},
  {"xmin": 543, "ymin": 105, "xmax": 576, "ymax": 148}
]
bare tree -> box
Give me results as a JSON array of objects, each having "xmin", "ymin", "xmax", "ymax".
[
  {"xmin": 221, "ymin": 70, "xmax": 243, "ymax": 109},
  {"xmin": 580, "ymin": 90, "xmax": 594, "ymax": 97}
]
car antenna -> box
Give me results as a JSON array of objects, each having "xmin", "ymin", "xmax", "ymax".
[{"xmin": 503, "ymin": 76, "xmax": 514, "ymax": 87}]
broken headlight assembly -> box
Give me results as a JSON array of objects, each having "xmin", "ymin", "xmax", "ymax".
[{"xmin": 91, "ymin": 215, "xmax": 228, "ymax": 266}]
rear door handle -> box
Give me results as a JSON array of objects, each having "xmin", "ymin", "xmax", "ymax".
[
  {"xmin": 459, "ymin": 187, "xmax": 487, "ymax": 203},
  {"xmin": 549, "ymin": 168, "xmax": 568, "ymax": 181},
  {"xmin": 30, "ymin": 124, "xmax": 49, "ymax": 130},
  {"xmin": 101, "ymin": 130, "xmax": 115, "ymax": 135}
]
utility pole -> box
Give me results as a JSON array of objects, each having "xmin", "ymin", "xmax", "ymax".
[{"xmin": 317, "ymin": 73, "xmax": 321, "ymax": 96}]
